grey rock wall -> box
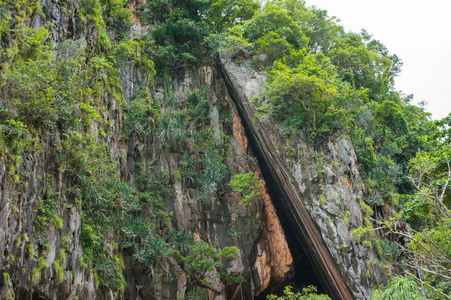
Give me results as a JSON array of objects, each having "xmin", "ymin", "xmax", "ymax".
[
  {"xmin": 0, "ymin": 2, "xmax": 294, "ymax": 296},
  {"xmin": 0, "ymin": 1, "xmax": 388, "ymax": 299},
  {"xmin": 219, "ymin": 53, "xmax": 388, "ymax": 300}
]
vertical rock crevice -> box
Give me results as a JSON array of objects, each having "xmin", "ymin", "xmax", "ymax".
[{"xmin": 218, "ymin": 54, "xmax": 356, "ymax": 300}]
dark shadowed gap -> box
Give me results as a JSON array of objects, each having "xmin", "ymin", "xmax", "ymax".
[
  {"xmin": 270, "ymin": 197, "xmax": 326, "ymax": 295},
  {"xmin": 242, "ymin": 130, "xmax": 327, "ymax": 298},
  {"xmin": 218, "ymin": 78, "xmax": 328, "ymax": 297},
  {"xmin": 218, "ymin": 57, "xmax": 355, "ymax": 300}
]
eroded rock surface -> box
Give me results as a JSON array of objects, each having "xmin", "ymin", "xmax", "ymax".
[
  {"xmin": 219, "ymin": 53, "xmax": 387, "ymax": 299},
  {"xmin": 0, "ymin": 1, "xmax": 386, "ymax": 299},
  {"xmin": 0, "ymin": 4, "xmax": 293, "ymax": 295}
]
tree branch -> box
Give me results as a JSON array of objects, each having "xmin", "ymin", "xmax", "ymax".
[{"xmin": 292, "ymin": 95, "xmax": 316, "ymax": 131}]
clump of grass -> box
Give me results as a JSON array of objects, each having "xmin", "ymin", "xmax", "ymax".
[
  {"xmin": 2, "ymin": 272, "xmax": 10, "ymax": 287},
  {"xmin": 26, "ymin": 244, "xmax": 34, "ymax": 260},
  {"xmin": 54, "ymin": 216, "xmax": 63, "ymax": 230},
  {"xmin": 61, "ymin": 235, "xmax": 69, "ymax": 247},
  {"xmin": 57, "ymin": 248, "xmax": 66, "ymax": 264},
  {"xmin": 93, "ymin": 269, "xmax": 99, "ymax": 289},
  {"xmin": 31, "ymin": 268, "xmax": 41, "ymax": 285},
  {"xmin": 77, "ymin": 254, "xmax": 87, "ymax": 269},
  {"xmin": 360, "ymin": 201, "xmax": 374, "ymax": 216},
  {"xmin": 52, "ymin": 260, "xmax": 64, "ymax": 284},
  {"xmin": 37, "ymin": 257, "xmax": 48, "ymax": 271}
]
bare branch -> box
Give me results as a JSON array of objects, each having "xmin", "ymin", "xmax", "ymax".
[
  {"xmin": 292, "ymin": 95, "xmax": 316, "ymax": 131},
  {"xmin": 405, "ymin": 270, "xmax": 450, "ymax": 299},
  {"xmin": 438, "ymin": 160, "xmax": 451, "ymax": 218}
]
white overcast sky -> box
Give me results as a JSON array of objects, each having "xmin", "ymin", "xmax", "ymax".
[{"xmin": 304, "ymin": 0, "xmax": 451, "ymax": 120}]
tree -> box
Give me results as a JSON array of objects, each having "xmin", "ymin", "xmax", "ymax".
[
  {"xmin": 276, "ymin": 0, "xmax": 343, "ymax": 53},
  {"xmin": 244, "ymin": 2, "xmax": 308, "ymax": 48},
  {"xmin": 355, "ymin": 119, "xmax": 451, "ymax": 298},
  {"xmin": 176, "ymin": 241, "xmax": 241, "ymax": 292},
  {"xmin": 255, "ymin": 31, "xmax": 294, "ymax": 66},
  {"xmin": 262, "ymin": 51, "xmax": 340, "ymax": 134},
  {"xmin": 328, "ymin": 33, "xmax": 393, "ymax": 100},
  {"xmin": 206, "ymin": 0, "xmax": 259, "ymax": 31}
]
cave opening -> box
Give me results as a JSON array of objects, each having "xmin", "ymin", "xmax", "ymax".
[
  {"xmin": 218, "ymin": 59, "xmax": 355, "ymax": 300},
  {"xmin": 268, "ymin": 187, "xmax": 326, "ymax": 295},
  {"xmin": 217, "ymin": 75, "xmax": 326, "ymax": 297},
  {"xmin": 242, "ymin": 127, "xmax": 327, "ymax": 298}
]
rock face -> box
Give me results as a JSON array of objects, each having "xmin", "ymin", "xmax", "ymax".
[
  {"xmin": 219, "ymin": 54, "xmax": 386, "ymax": 299},
  {"xmin": 0, "ymin": 1, "xmax": 294, "ymax": 297},
  {"xmin": 0, "ymin": 1, "xmax": 385, "ymax": 299},
  {"xmin": 0, "ymin": 66, "xmax": 294, "ymax": 300}
]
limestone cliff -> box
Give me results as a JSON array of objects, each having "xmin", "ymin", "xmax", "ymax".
[
  {"xmin": 219, "ymin": 53, "xmax": 387, "ymax": 299},
  {"xmin": 0, "ymin": 1, "xmax": 385, "ymax": 299}
]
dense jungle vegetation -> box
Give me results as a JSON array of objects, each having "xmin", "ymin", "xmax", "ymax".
[{"xmin": 0, "ymin": 0, "xmax": 450, "ymax": 299}]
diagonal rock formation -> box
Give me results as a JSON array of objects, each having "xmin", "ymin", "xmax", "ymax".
[{"xmin": 219, "ymin": 52, "xmax": 378, "ymax": 300}]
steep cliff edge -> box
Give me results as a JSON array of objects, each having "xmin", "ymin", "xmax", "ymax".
[
  {"xmin": 0, "ymin": 0, "xmax": 390, "ymax": 299},
  {"xmin": 0, "ymin": 62, "xmax": 294, "ymax": 299},
  {"xmin": 219, "ymin": 53, "xmax": 387, "ymax": 299},
  {"xmin": 0, "ymin": 1, "xmax": 295, "ymax": 298}
]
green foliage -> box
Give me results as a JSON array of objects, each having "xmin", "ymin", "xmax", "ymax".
[
  {"xmin": 0, "ymin": 0, "xmax": 160, "ymax": 295},
  {"xmin": 369, "ymin": 276, "xmax": 424, "ymax": 300},
  {"xmin": 2, "ymin": 272, "xmax": 10, "ymax": 288},
  {"xmin": 229, "ymin": 172, "xmax": 264, "ymax": 206},
  {"xmin": 1, "ymin": 0, "xmax": 447, "ymax": 297},
  {"xmin": 140, "ymin": 0, "xmax": 210, "ymax": 72},
  {"xmin": 0, "ymin": 115, "xmax": 32, "ymax": 157},
  {"xmin": 53, "ymin": 260, "xmax": 65, "ymax": 284},
  {"xmin": 37, "ymin": 256, "xmax": 48, "ymax": 271},
  {"xmin": 121, "ymin": 217, "xmax": 174, "ymax": 269},
  {"xmin": 101, "ymin": 0, "xmax": 132, "ymax": 40},
  {"xmin": 15, "ymin": 232, "xmax": 28, "ymax": 247},
  {"xmin": 255, "ymin": 31, "xmax": 294, "ymax": 66},
  {"xmin": 221, "ymin": 24, "xmax": 254, "ymax": 53},
  {"xmin": 195, "ymin": 148, "xmax": 227, "ymax": 204},
  {"xmin": 328, "ymin": 31, "xmax": 401, "ymax": 101},
  {"xmin": 187, "ymin": 89, "xmax": 210, "ymax": 128},
  {"xmin": 177, "ymin": 241, "xmax": 240, "ymax": 288},
  {"xmin": 360, "ymin": 202, "xmax": 374, "ymax": 217},
  {"xmin": 401, "ymin": 149, "xmax": 451, "ymax": 226},
  {"xmin": 57, "ymin": 248, "xmax": 66, "ymax": 264},
  {"xmin": 31, "ymin": 268, "xmax": 41, "ymax": 286},
  {"xmin": 115, "ymin": 40, "xmax": 155, "ymax": 77},
  {"xmin": 79, "ymin": 0, "xmax": 132, "ymax": 50},
  {"xmin": 261, "ymin": 50, "xmax": 345, "ymax": 135},
  {"xmin": 93, "ymin": 269, "xmax": 99, "ymax": 289},
  {"xmin": 214, "ymin": 0, "xmax": 429, "ymax": 209},
  {"xmin": 124, "ymin": 87, "xmax": 158, "ymax": 138},
  {"xmin": 186, "ymin": 289, "xmax": 207, "ymax": 300},
  {"xmin": 158, "ymin": 110, "xmax": 189, "ymax": 147},
  {"xmin": 61, "ymin": 236, "xmax": 70, "ymax": 247},
  {"xmin": 404, "ymin": 219, "xmax": 451, "ymax": 298},
  {"xmin": 34, "ymin": 196, "xmax": 60, "ymax": 230},
  {"xmin": 0, "ymin": 271, "xmax": 13, "ymax": 299},
  {"xmin": 36, "ymin": 237, "xmax": 51, "ymax": 255},
  {"xmin": 95, "ymin": 254, "xmax": 126, "ymax": 293},
  {"xmin": 267, "ymin": 285, "xmax": 331, "ymax": 300},
  {"xmin": 206, "ymin": 0, "xmax": 259, "ymax": 31},
  {"xmin": 26, "ymin": 243, "xmax": 34, "ymax": 260},
  {"xmin": 77, "ymin": 254, "xmax": 88, "ymax": 270},
  {"xmin": 0, "ymin": 3, "xmax": 12, "ymax": 41},
  {"xmin": 244, "ymin": 2, "xmax": 307, "ymax": 48},
  {"xmin": 5, "ymin": 28, "xmax": 59, "ymax": 129},
  {"xmin": 30, "ymin": 256, "xmax": 49, "ymax": 285}
]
